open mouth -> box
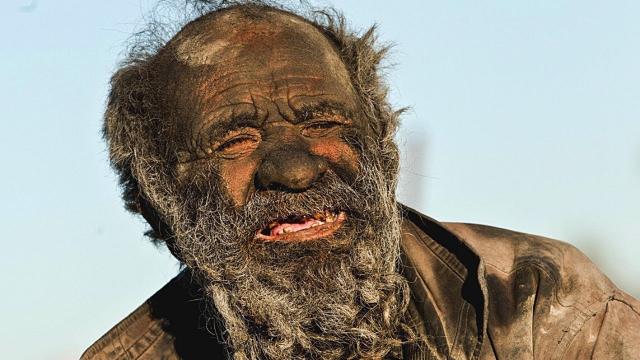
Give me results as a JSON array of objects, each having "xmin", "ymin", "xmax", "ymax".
[{"xmin": 255, "ymin": 209, "xmax": 347, "ymax": 242}]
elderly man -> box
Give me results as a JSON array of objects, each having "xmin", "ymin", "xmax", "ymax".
[{"xmin": 83, "ymin": 2, "xmax": 639, "ymax": 359}]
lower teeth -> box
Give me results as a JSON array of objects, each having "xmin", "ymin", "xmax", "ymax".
[{"xmin": 264, "ymin": 211, "xmax": 341, "ymax": 235}]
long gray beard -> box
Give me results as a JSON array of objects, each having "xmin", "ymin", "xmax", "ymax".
[{"xmin": 146, "ymin": 151, "xmax": 413, "ymax": 359}]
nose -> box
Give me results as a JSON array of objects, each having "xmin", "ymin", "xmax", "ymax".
[{"xmin": 255, "ymin": 149, "xmax": 328, "ymax": 192}]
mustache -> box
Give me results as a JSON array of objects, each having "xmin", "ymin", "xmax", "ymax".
[
  {"xmin": 234, "ymin": 171, "xmax": 367, "ymax": 235},
  {"xmin": 182, "ymin": 170, "xmax": 369, "ymax": 241},
  {"xmin": 248, "ymin": 173, "xmax": 360, "ymax": 218}
]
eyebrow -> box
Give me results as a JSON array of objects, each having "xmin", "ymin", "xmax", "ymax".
[{"xmin": 292, "ymin": 101, "xmax": 355, "ymax": 123}]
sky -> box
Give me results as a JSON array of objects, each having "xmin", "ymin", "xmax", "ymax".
[{"xmin": 0, "ymin": 0, "xmax": 638, "ymax": 358}]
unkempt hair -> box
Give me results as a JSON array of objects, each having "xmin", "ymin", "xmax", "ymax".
[
  {"xmin": 102, "ymin": 2, "xmax": 419, "ymax": 358},
  {"xmin": 104, "ymin": 0, "xmax": 402, "ymax": 241}
]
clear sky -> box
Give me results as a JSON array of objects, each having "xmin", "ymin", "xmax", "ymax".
[{"xmin": 1, "ymin": 0, "xmax": 638, "ymax": 358}]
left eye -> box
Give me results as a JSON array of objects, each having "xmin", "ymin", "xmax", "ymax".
[{"xmin": 302, "ymin": 121, "xmax": 341, "ymax": 137}]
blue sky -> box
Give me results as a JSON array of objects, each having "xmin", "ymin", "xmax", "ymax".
[{"xmin": 1, "ymin": 1, "xmax": 638, "ymax": 358}]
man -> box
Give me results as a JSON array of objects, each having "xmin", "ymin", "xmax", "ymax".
[{"xmin": 83, "ymin": 2, "xmax": 640, "ymax": 359}]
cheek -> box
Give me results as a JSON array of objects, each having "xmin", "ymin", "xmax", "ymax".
[
  {"xmin": 309, "ymin": 137, "xmax": 359, "ymax": 178},
  {"xmin": 219, "ymin": 157, "xmax": 260, "ymax": 207}
]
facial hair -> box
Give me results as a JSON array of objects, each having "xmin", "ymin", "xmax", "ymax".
[{"xmin": 147, "ymin": 147, "xmax": 413, "ymax": 359}]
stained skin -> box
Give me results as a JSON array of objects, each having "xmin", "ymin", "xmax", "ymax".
[{"xmin": 154, "ymin": 9, "xmax": 364, "ymax": 208}]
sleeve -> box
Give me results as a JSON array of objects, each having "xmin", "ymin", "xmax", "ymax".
[{"xmin": 564, "ymin": 292, "xmax": 640, "ymax": 359}]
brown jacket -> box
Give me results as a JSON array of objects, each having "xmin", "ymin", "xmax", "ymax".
[{"xmin": 81, "ymin": 207, "xmax": 640, "ymax": 359}]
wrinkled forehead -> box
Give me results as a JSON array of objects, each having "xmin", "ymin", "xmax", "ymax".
[
  {"xmin": 169, "ymin": 9, "xmax": 343, "ymax": 69},
  {"xmin": 154, "ymin": 7, "xmax": 360, "ymax": 135}
]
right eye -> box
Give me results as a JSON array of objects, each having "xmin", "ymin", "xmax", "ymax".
[
  {"xmin": 214, "ymin": 132, "xmax": 261, "ymax": 158},
  {"xmin": 217, "ymin": 136, "xmax": 253, "ymax": 151}
]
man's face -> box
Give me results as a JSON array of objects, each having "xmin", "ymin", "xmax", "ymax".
[
  {"xmin": 165, "ymin": 11, "xmax": 363, "ymax": 224},
  {"xmin": 141, "ymin": 9, "xmax": 409, "ymax": 359}
]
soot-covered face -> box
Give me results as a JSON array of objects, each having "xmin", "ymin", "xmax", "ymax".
[
  {"xmin": 141, "ymin": 8, "xmax": 412, "ymax": 359},
  {"xmin": 163, "ymin": 10, "xmax": 365, "ymax": 244}
]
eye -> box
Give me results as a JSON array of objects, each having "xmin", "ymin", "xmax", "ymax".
[
  {"xmin": 302, "ymin": 121, "xmax": 342, "ymax": 137},
  {"xmin": 214, "ymin": 132, "xmax": 260, "ymax": 158},
  {"xmin": 217, "ymin": 136, "xmax": 252, "ymax": 151}
]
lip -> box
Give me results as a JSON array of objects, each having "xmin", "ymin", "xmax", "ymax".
[{"xmin": 255, "ymin": 211, "xmax": 347, "ymax": 242}]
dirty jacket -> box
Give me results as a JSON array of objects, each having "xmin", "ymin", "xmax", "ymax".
[{"xmin": 81, "ymin": 207, "xmax": 640, "ymax": 359}]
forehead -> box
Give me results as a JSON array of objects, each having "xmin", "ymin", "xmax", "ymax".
[
  {"xmin": 158, "ymin": 9, "xmax": 359, "ymax": 134},
  {"xmin": 173, "ymin": 10, "xmax": 333, "ymax": 67}
]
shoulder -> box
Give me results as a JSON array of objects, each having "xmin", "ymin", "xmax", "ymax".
[
  {"xmin": 443, "ymin": 222, "xmax": 640, "ymax": 357},
  {"xmin": 80, "ymin": 301, "xmax": 170, "ymax": 360},
  {"xmin": 442, "ymin": 222, "xmax": 618, "ymax": 303},
  {"xmin": 80, "ymin": 271, "xmax": 227, "ymax": 360}
]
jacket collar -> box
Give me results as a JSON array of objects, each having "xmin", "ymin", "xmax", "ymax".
[{"xmin": 400, "ymin": 205, "xmax": 489, "ymax": 359}]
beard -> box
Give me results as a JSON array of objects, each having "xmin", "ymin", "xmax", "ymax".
[{"xmin": 144, "ymin": 143, "xmax": 413, "ymax": 359}]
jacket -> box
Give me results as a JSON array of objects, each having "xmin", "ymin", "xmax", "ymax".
[{"xmin": 81, "ymin": 207, "xmax": 640, "ymax": 359}]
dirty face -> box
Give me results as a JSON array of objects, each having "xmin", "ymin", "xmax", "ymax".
[
  {"xmin": 138, "ymin": 8, "xmax": 409, "ymax": 359},
  {"xmin": 162, "ymin": 10, "xmax": 364, "ymax": 243}
]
